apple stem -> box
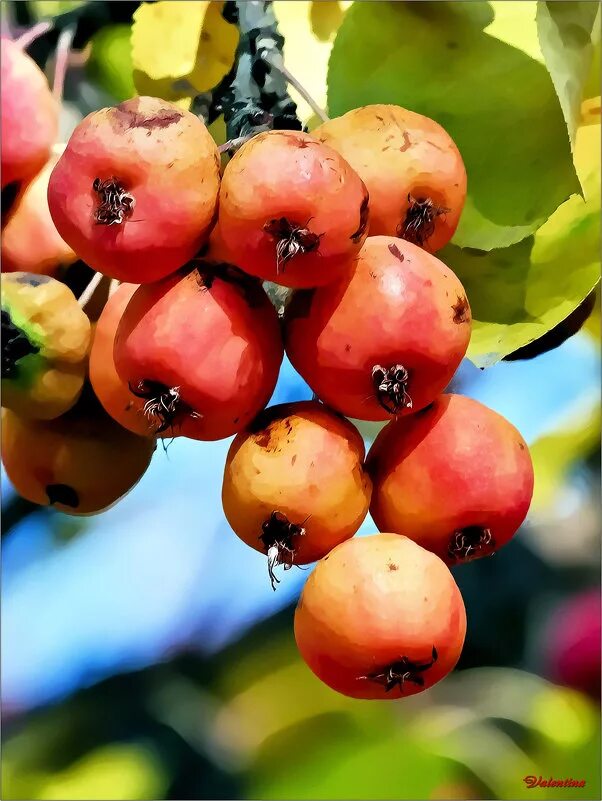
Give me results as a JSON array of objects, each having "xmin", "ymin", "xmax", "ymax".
[
  {"xmin": 268, "ymin": 59, "xmax": 329, "ymax": 123},
  {"xmin": 218, "ymin": 134, "xmax": 255, "ymax": 155},
  {"xmin": 15, "ymin": 20, "xmax": 54, "ymax": 50},
  {"xmin": 52, "ymin": 23, "xmax": 76, "ymax": 103},
  {"xmin": 78, "ymin": 272, "xmax": 103, "ymax": 308}
]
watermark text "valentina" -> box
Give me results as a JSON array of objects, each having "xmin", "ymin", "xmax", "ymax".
[{"xmin": 523, "ymin": 776, "xmax": 586, "ymax": 789}]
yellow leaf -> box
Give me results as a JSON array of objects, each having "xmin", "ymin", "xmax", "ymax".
[
  {"xmin": 275, "ymin": 1, "xmax": 351, "ymax": 127},
  {"xmin": 131, "ymin": 1, "xmax": 238, "ymax": 109},
  {"xmin": 529, "ymin": 402, "xmax": 600, "ymax": 511}
]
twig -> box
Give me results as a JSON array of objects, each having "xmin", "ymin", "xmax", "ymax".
[
  {"xmin": 269, "ymin": 60, "xmax": 329, "ymax": 123},
  {"xmin": 53, "ymin": 23, "xmax": 76, "ymax": 102},
  {"xmin": 15, "ymin": 19, "xmax": 53, "ymax": 49},
  {"xmin": 218, "ymin": 134, "xmax": 255, "ymax": 154},
  {"xmin": 78, "ymin": 271, "xmax": 103, "ymax": 308}
]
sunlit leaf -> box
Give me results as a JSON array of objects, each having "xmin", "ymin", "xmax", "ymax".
[
  {"xmin": 275, "ymin": 1, "xmax": 351, "ymax": 127},
  {"xmin": 131, "ymin": 1, "xmax": 238, "ymax": 110},
  {"xmin": 529, "ymin": 402, "xmax": 600, "ymax": 511},
  {"xmin": 327, "ymin": 1, "xmax": 579, "ymax": 250},
  {"xmin": 3, "ymin": 744, "xmax": 167, "ymax": 801},
  {"xmin": 31, "ymin": 1, "xmax": 84, "ymax": 16},
  {"xmin": 537, "ymin": 1, "xmax": 600, "ymax": 145},
  {"xmin": 442, "ymin": 120, "xmax": 600, "ymax": 366}
]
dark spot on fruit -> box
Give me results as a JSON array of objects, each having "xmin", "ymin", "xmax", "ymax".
[
  {"xmin": 46, "ymin": 483, "xmax": 79, "ymax": 508},
  {"xmin": 452, "ymin": 295, "xmax": 470, "ymax": 324},
  {"xmin": 388, "ymin": 243, "xmax": 404, "ymax": 262},
  {"xmin": 399, "ymin": 131, "xmax": 412, "ymax": 152},
  {"xmin": 291, "ymin": 454, "xmax": 297, "ymax": 466},
  {"xmin": 233, "ymin": 417, "xmax": 240, "ymax": 424},
  {"xmin": 1, "ymin": 308, "xmax": 39, "ymax": 379},
  {"xmin": 447, "ymin": 40, "xmax": 458, "ymax": 49},
  {"xmin": 345, "ymin": 344, "xmax": 351, "ymax": 352},
  {"xmin": 388, "ymin": 562, "xmax": 398, "ymax": 571},
  {"xmin": 115, "ymin": 104, "xmax": 183, "ymax": 130},
  {"xmin": 350, "ymin": 189, "xmax": 369, "ymax": 243},
  {"xmin": 15, "ymin": 273, "xmax": 52, "ymax": 286},
  {"xmin": 369, "ymin": 270, "xmax": 377, "ymax": 279},
  {"xmin": 254, "ymin": 427, "xmax": 276, "ymax": 449},
  {"xmin": 375, "ymin": 114, "xmax": 384, "ymax": 122},
  {"xmin": 518, "ymin": 442, "xmax": 525, "ymax": 450}
]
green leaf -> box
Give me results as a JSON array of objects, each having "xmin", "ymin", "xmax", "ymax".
[
  {"xmin": 441, "ymin": 120, "xmax": 601, "ymax": 366},
  {"xmin": 529, "ymin": 401, "xmax": 600, "ymax": 511},
  {"xmin": 3, "ymin": 743, "xmax": 167, "ymax": 801},
  {"xmin": 86, "ymin": 25, "xmax": 136, "ymax": 102},
  {"xmin": 327, "ymin": 1, "xmax": 580, "ymax": 250},
  {"xmin": 131, "ymin": 1, "xmax": 238, "ymax": 110},
  {"xmin": 537, "ymin": 1, "xmax": 600, "ymax": 146},
  {"xmin": 31, "ymin": 1, "xmax": 84, "ymax": 16}
]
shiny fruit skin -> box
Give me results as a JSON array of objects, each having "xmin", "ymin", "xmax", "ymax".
[
  {"xmin": 314, "ymin": 104, "xmax": 466, "ymax": 252},
  {"xmin": 114, "ymin": 263, "xmax": 284, "ymax": 440},
  {"xmin": 2, "ymin": 273, "xmax": 91, "ymax": 419},
  {"xmin": 1, "ymin": 38, "xmax": 58, "ymax": 189},
  {"xmin": 294, "ymin": 533, "xmax": 467, "ymax": 699},
  {"xmin": 367, "ymin": 394, "xmax": 534, "ymax": 564},
  {"xmin": 47, "ymin": 96, "xmax": 220, "ymax": 282},
  {"xmin": 285, "ymin": 236, "xmax": 471, "ymax": 420},
  {"xmin": 2, "ymin": 151, "xmax": 76, "ymax": 275},
  {"xmin": 1, "ymin": 390, "xmax": 155, "ymax": 515},
  {"xmin": 218, "ymin": 130, "xmax": 369, "ymax": 288},
  {"xmin": 222, "ymin": 401, "xmax": 372, "ymax": 574},
  {"xmin": 89, "ymin": 282, "xmax": 153, "ymax": 436}
]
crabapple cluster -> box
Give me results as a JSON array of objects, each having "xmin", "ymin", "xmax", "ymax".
[{"xmin": 2, "ymin": 85, "xmax": 534, "ymax": 700}]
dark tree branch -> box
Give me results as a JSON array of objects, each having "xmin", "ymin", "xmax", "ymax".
[{"xmin": 197, "ymin": 0, "xmax": 302, "ymax": 141}]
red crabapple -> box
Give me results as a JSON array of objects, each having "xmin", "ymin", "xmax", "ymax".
[
  {"xmin": 218, "ymin": 130, "xmax": 369, "ymax": 288},
  {"xmin": 366, "ymin": 394, "xmax": 534, "ymax": 564},
  {"xmin": 1, "ymin": 38, "xmax": 58, "ymax": 189},
  {"xmin": 47, "ymin": 96, "xmax": 220, "ymax": 282},
  {"xmin": 314, "ymin": 104, "xmax": 466, "ymax": 252},
  {"xmin": 89, "ymin": 282, "xmax": 154, "ymax": 436},
  {"xmin": 222, "ymin": 401, "xmax": 371, "ymax": 588},
  {"xmin": 2, "ymin": 386, "xmax": 155, "ymax": 515},
  {"xmin": 114, "ymin": 261, "xmax": 283, "ymax": 440},
  {"xmin": 285, "ymin": 236, "xmax": 471, "ymax": 420},
  {"xmin": 2, "ymin": 151, "xmax": 76, "ymax": 276},
  {"xmin": 294, "ymin": 533, "xmax": 466, "ymax": 699}
]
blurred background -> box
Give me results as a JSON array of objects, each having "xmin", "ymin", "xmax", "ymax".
[{"xmin": 1, "ymin": 2, "xmax": 600, "ymax": 800}]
